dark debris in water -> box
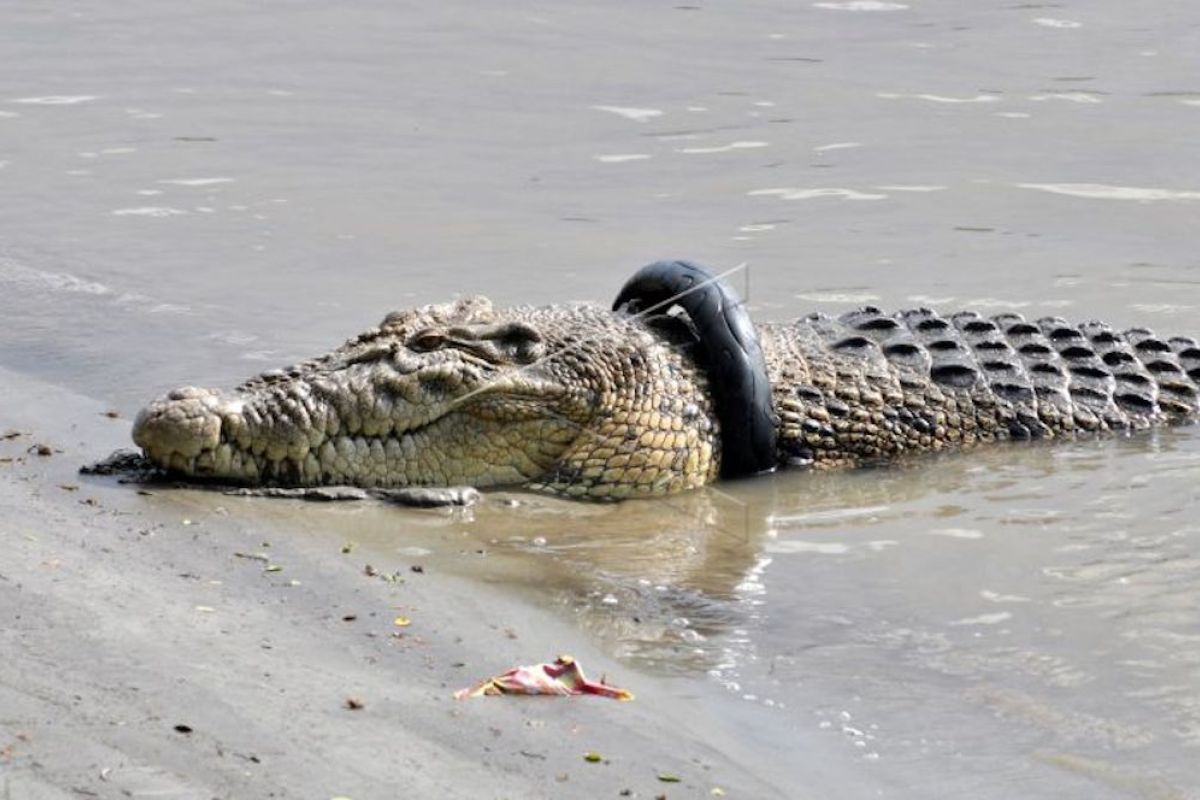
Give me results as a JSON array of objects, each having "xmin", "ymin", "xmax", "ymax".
[
  {"xmin": 225, "ymin": 486, "xmax": 370, "ymax": 502},
  {"xmin": 79, "ymin": 449, "xmax": 160, "ymax": 478}
]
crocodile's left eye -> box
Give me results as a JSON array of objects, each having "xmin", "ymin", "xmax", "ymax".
[{"xmin": 408, "ymin": 330, "xmax": 445, "ymax": 352}]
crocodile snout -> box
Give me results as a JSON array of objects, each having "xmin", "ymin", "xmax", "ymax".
[{"xmin": 132, "ymin": 386, "xmax": 228, "ymax": 472}]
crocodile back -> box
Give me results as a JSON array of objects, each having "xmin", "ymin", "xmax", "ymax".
[{"xmin": 761, "ymin": 307, "xmax": 1200, "ymax": 469}]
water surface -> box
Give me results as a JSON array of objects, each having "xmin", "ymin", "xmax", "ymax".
[{"xmin": 3, "ymin": 1, "xmax": 1199, "ymax": 796}]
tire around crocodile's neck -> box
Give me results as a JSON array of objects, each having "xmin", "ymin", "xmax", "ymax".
[{"xmin": 612, "ymin": 259, "xmax": 778, "ymax": 479}]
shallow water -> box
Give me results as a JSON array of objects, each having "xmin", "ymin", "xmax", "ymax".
[{"xmin": 3, "ymin": 1, "xmax": 1199, "ymax": 796}]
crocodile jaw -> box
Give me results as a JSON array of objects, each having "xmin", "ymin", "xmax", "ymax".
[{"xmin": 132, "ymin": 382, "xmax": 576, "ymax": 488}]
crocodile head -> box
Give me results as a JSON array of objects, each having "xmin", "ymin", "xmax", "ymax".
[{"xmin": 132, "ymin": 297, "xmax": 720, "ymax": 498}]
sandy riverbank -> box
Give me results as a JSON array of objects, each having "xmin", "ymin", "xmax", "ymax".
[{"xmin": 0, "ymin": 366, "xmax": 809, "ymax": 799}]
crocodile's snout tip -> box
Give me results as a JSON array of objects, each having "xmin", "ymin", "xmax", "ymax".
[{"xmin": 132, "ymin": 386, "xmax": 225, "ymax": 471}]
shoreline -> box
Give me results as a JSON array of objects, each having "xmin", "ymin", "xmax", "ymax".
[{"xmin": 0, "ymin": 366, "xmax": 821, "ymax": 799}]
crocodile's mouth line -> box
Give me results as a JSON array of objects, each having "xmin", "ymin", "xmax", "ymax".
[
  {"xmin": 158, "ymin": 411, "xmax": 458, "ymax": 487},
  {"xmin": 138, "ymin": 370, "xmax": 574, "ymax": 487}
]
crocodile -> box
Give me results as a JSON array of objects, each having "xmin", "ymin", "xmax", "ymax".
[{"xmin": 132, "ymin": 262, "xmax": 1200, "ymax": 499}]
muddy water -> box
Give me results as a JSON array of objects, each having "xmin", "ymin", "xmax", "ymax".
[{"xmin": 3, "ymin": 1, "xmax": 1199, "ymax": 796}]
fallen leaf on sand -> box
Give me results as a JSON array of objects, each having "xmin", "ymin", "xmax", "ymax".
[
  {"xmin": 583, "ymin": 752, "xmax": 603, "ymax": 763},
  {"xmin": 657, "ymin": 773, "xmax": 681, "ymax": 783},
  {"xmin": 393, "ymin": 616, "xmax": 411, "ymax": 627}
]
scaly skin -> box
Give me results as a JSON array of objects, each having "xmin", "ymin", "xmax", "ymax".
[
  {"xmin": 133, "ymin": 298, "xmax": 720, "ymax": 500},
  {"xmin": 133, "ymin": 299, "xmax": 1200, "ymax": 498},
  {"xmin": 765, "ymin": 307, "xmax": 1199, "ymax": 469}
]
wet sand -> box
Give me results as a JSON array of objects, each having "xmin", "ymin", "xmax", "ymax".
[{"xmin": 1, "ymin": 366, "xmax": 814, "ymax": 799}]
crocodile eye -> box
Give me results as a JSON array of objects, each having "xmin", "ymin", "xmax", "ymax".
[{"xmin": 408, "ymin": 330, "xmax": 445, "ymax": 352}]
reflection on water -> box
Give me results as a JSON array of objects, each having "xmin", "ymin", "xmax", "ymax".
[
  {"xmin": 344, "ymin": 428, "xmax": 1200, "ymax": 795},
  {"xmin": 346, "ymin": 486, "xmax": 771, "ymax": 674}
]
